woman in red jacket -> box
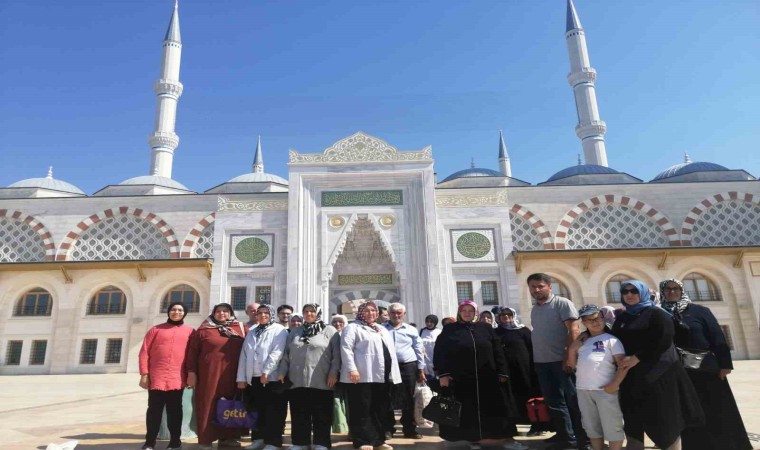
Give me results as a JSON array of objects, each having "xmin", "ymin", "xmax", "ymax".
[{"xmin": 138, "ymin": 302, "xmax": 194, "ymax": 450}]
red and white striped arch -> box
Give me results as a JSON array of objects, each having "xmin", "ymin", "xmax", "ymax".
[
  {"xmin": 509, "ymin": 204, "xmax": 555, "ymax": 250},
  {"xmin": 180, "ymin": 212, "xmax": 216, "ymax": 258},
  {"xmin": 0, "ymin": 209, "xmax": 56, "ymax": 261},
  {"xmin": 681, "ymin": 191, "xmax": 756, "ymax": 246}
]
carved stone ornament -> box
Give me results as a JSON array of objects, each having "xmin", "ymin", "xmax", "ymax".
[
  {"xmin": 217, "ymin": 196, "xmax": 288, "ymax": 212},
  {"xmin": 379, "ymin": 215, "xmax": 395, "ymax": 227},
  {"xmin": 329, "ymin": 216, "xmax": 346, "ymax": 228},
  {"xmin": 289, "ymin": 131, "xmax": 432, "ymax": 164},
  {"xmin": 435, "ymin": 190, "xmax": 509, "ymax": 208}
]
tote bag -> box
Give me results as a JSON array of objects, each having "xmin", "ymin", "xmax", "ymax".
[{"xmin": 214, "ymin": 390, "xmax": 257, "ymax": 429}]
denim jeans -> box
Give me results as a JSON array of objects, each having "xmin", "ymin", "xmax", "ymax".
[{"xmin": 535, "ymin": 361, "xmax": 588, "ymax": 446}]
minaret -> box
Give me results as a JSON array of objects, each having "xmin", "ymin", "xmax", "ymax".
[
  {"xmin": 252, "ymin": 136, "xmax": 264, "ymax": 173},
  {"xmin": 148, "ymin": 0, "xmax": 183, "ymax": 178},
  {"xmin": 565, "ymin": 0, "xmax": 608, "ymax": 167},
  {"xmin": 498, "ymin": 130, "xmax": 511, "ymax": 177}
]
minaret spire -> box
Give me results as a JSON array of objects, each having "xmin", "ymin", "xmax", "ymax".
[
  {"xmin": 252, "ymin": 136, "xmax": 264, "ymax": 173},
  {"xmin": 684, "ymin": 151, "xmax": 692, "ymax": 164},
  {"xmin": 46, "ymin": 166, "xmax": 54, "ymax": 179},
  {"xmin": 148, "ymin": 1, "xmax": 184, "ymax": 178},
  {"xmin": 565, "ymin": 0, "xmax": 608, "ymax": 167},
  {"xmin": 498, "ymin": 130, "xmax": 512, "ymax": 177}
]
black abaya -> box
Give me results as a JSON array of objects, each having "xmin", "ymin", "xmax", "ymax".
[{"xmin": 495, "ymin": 326, "xmax": 540, "ymax": 425}]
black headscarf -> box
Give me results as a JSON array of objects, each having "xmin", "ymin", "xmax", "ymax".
[
  {"xmin": 166, "ymin": 301, "xmax": 187, "ymax": 326},
  {"xmin": 420, "ymin": 314, "xmax": 439, "ymax": 335}
]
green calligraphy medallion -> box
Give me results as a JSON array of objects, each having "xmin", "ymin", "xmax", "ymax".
[
  {"xmin": 235, "ymin": 237, "xmax": 270, "ymax": 264},
  {"xmin": 456, "ymin": 232, "xmax": 491, "ymax": 259}
]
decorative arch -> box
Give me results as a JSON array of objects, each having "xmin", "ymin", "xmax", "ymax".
[
  {"xmin": 0, "ymin": 209, "xmax": 56, "ymax": 261},
  {"xmin": 554, "ymin": 194, "xmax": 678, "ymax": 249},
  {"xmin": 329, "ymin": 289, "xmax": 400, "ymax": 309},
  {"xmin": 509, "ymin": 204, "xmax": 554, "ymax": 249},
  {"xmin": 180, "ymin": 212, "xmax": 216, "ymax": 258},
  {"xmin": 325, "ymin": 213, "xmax": 397, "ymax": 280},
  {"xmin": 56, "ymin": 206, "xmax": 180, "ymax": 260},
  {"xmin": 681, "ymin": 191, "xmax": 758, "ymax": 246}
]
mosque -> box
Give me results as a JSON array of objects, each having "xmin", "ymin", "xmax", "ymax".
[{"xmin": 1, "ymin": 1, "xmax": 759, "ymax": 375}]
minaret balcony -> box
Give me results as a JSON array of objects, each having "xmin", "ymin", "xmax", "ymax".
[
  {"xmin": 567, "ymin": 68, "xmax": 596, "ymax": 86},
  {"xmin": 575, "ymin": 121, "xmax": 607, "ymax": 139},
  {"xmin": 149, "ymin": 132, "xmax": 179, "ymax": 149},
  {"xmin": 154, "ymin": 79, "xmax": 184, "ymax": 98}
]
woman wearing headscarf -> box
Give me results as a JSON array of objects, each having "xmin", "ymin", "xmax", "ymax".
[
  {"xmin": 599, "ymin": 306, "xmax": 617, "ymax": 328},
  {"xmin": 280, "ymin": 303, "xmax": 341, "ymax": 450},
  {"xmin": 237, "ymin": 304, "xmax": 289, "ymax": 450},
  {"xmin": 186, "ymin": 303, "xmax": 249, "ymax": 449},
  {"xmin": 434, "ymin": 301, "xmax": 526, "ymax": 450},
  {"xmin": 331, "ymin": 314, "xmax": 348, "ymax": 334},
  {"xmin": 659, "ymin": 278, "xmax": 751, "ymax": 450},
  {"xmin": 329, "ymin": 314, "xmax": 350, "ymax": 435},
  {"xmin": 419, "ymin": 314, "xmax": 441, "ymax": 392},
  {"xmin": 138, "ymin": 302, "xmax": 194, "ymax": 450},
  {"xmin": 479, "ymin": 310, "xmax": 496, "ymax": 327},
  {"xmin": 290, "ymin": 314, "xmax": 304, "ymax": 329},
  {"xmin": 611, "ymin": 280, "xmax": 703, "ymax": 450},
  {"xmin": 340, "ymin": 301, "xmax": 401, "ymax": 450}
]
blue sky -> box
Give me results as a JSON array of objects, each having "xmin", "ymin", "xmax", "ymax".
[{"xmin": 1, "ymin": 0, "xmax": 759, "ymax": 193}]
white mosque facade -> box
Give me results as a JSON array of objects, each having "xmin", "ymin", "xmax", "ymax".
[{"xmin": 2, "ymin": 1, "xmax": 760, "ymax": 375}]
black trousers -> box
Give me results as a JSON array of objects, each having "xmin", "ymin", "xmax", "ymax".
[
  {"xmin": 386, "ymin": 362, "xmax": 418, "ymax": 435},
  {"xmin": 289, "ymin": 387, "xmax": 335, "ymax": 448},
  {"xmin": 249, "ymin": 378, "xmax": 288, "ymax": 447},
  {"xmin": 346, "ymin": 382, "xmax": 392, "ymax": 448},
  {"xmin": 145, "ymin": 389, "xmax": 183, "ymax": 447}
]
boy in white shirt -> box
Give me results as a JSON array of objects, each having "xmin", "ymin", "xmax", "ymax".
[{"xmin": 567, "ymin": 305, "xmax": 629, "ymax": 450}]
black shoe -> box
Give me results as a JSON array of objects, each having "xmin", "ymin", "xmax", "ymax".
[
  {"xmin": 543, "ymin": 434, "xmax": 565, "ymax": 443},
  {"xmin": 545, "ymin": 442, "xmax": 577, "ymax": 450},
  {"xmin": 384, "ymin": 432, "xmax": 394, "ymax": 440},
  {"xmin": 402, "ymin": 432, "xmax": 422, "ymax": 439},
  {"xmin": 577, "ymin": 445, "xmax": 592, "ymax": 450},
  {"xmin": 166, "ymin": 445, "xmax": 182, "ymax": 450}
]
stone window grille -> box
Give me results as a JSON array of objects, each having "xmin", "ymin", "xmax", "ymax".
[
  {"xmin": 80, "ymin": 339, "xmax": 98, "ymax": 364},
  {"xmin": 105, "ymin": 338, "xmax": 123, "ymax": 364},
  {"xmin": 14, "ymin": 288, "xmax": 52, "ymax": 316},
  {"xmin": 682, "ymin": 273, "xmax": 722, "ymax": 302},
  {"xmin": 692, "ymin": 201, "xmax": 760, "ymax": 247},
  {"xmin": 5, "ymin": 340, "xmax": 22, "ymax": 365},
  {"xmin": 255, "ymin": 286, "xmax": 272, "ymax": 304},
  {"xmin": 193, "ymin": 224, "xmax": 215, "ymax": 258},
  {"xmin": 509, "ymin": 212, "xmax": 544, "ymax": 251},
  {"xmin": 481, "ymin": 281, "xmax": 499, "ymax": 306},
  {"xmin": 456, "ymin": 282, "xmax": 474, "ymax": 302},
  {"xmin": 70, "ymin": 215, "xmax": 170, "ymax": 261},
  {"xmin": 605, "ymin": 274, "xmax": 634, "ymax": 304},
  {"xmin": 161, "ymin": 284, "xmax": 200, "ymax": 313},
  {"xmin": 87, "ymin": 286, "xmax": 127, "ymax": 315},
  {"xmin": 29, "ymin": 340, "xmax": 47, "ymax": 365},
  {"xmin": 566, "ymin": 205, "xmax": 669, "ymax": 249},
  {"xmin": 230, "ymin": 286, "xmax": 248, "ymax": 311},
  {"xmin": 551, "ymin": 281, "xmax": 572, "ymax": 300},
  {"xmin": 0, "ymin": 217, "xmax": 46, "ymax": 262}
]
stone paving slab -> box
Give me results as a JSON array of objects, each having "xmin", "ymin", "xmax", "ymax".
[{"xmin": 3, "ymin": 361, "xmax": 759, "ymax": 450}]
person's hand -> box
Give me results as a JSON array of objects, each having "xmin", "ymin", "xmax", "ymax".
[
  {"xmin": 618, "ymin": 355, "xmax": 640, "ymax": 370},
  {"xmin": 562, "ymin": 358, "xmax": 575, "ymax": 373},
  {"xmin": 577, "ymin": 330, "xmax": 590, "ymax": 343},
  {"xmin": 601, "ymin": 384, "xmax": 619, "ymax": 394},
  {"xmin": 719, "ymin": 368, "xmax": 732, "ymax": 380},
  {"xmin": 186, "ymin": 372, "xmax": 197, "ymax": 388},
  {"xmin": 139, "ymin": 374, "xmax": 150, "ymax": 390},
  {"xmin": 498, "ymin": 375, "xmax": 509, "ymax": 383},
  {"xmin": 417, "ymin": 370, "xmax": 426, "ymax": 385},
  {"xmin": 439, "ymin": 376, "xmax": 451, "ymax": 388},
  {"xmin": 277, "ymin": 374, "xmax": 285, "ymax": 382},
  {"xmin": 237, "ymin": 381, "xmax": 247, "ymax": 389},
  {"xmin": 349, "ymin": 370, "xmax": 361, "ymax": 384},
  {"xmin": 327, "ymin": 373, "xmax": 338, "ymax": 388},
  {"xmin": 260, "ymin": 374, "xmax": 269, "ymax": 385}
]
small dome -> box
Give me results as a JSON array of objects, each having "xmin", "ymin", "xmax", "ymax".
[
  {"xmin": 119, "ymin": 175, "xmax": 190, "ymax": 190},
  {"xmin": 546, "ymin": 164, "xmax": 620, "ymax": 182},
  {"xmin": 226, "ymin": 172, "xmax": 288, "ymax": 185},
  {"xmin": 652, "ymin": 161, "xmax": 729, "ymax": 181},
  {"xmin": 8, "ymin": 177, "xmax": 85, "ymax": 195},
  {"xmin": 441, "ymin": 167, "xmax": 504, "ymax": 183}
]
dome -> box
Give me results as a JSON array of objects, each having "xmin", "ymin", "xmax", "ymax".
[
  {"xmin": 226, "ymin": 172, "xmax": 288, "ymax": 185},
  {"xmin": 546, "ymin": 164, "xmax": 620, "ymax": 182},
  {"xmin": 652, "ymin": 161, "xmax": 729, "ymax": 181},
  {"xmin": 441, "ymin": 167, "xmax": 504, "ymax": 183},
  {"xmin": 118, "ymin": 175, "xmax": 190, "ymax": 190},
  {"xmin": 8, "ymin": 176, "xmax": 85, "ymax": 195}
]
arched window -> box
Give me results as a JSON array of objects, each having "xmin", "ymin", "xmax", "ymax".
[
  {"xmin": 161, "ymin": 284, "xmax": 201, "ymax": 313},
  {"xmin": 14, "ymin": 288, "xmax": 52, "ymax": 316},
  {"xmin": 682, "ymin": 273, "xmax": 721, "ymax": 302},
  {"xmin": 551, "ymin": 280, "xmax": 572, "ymax": 300},
  {"xmin": 605, "ymin": 274, "xmax": 633, "ymax": 304},
  {"xmin": 87, "ymin": 286, "xmax": 127, "ymax": 315}
]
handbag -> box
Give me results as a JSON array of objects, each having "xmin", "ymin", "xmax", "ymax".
[
  {"xmin": 421, "ymin": 388, "xmax": 461, "ymax": 427},
  {"xmin": 413, "ymin": 383, "xmax": 434, "ymax": 428},
  {"xmin": 676, "ymin": 347, "xmax": 720, "ymax": 374},
  {"xmin": 526, "ymin": 397, "xmax": 550, "ymax": 423},
  {"xmin": 214, "ymin": 390, "xmax": 257, "ymax": 429}
]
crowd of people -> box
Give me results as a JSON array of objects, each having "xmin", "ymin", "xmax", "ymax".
[{"xmin": 137, "ymin": 273, "xmax": 751, "ymax": 450}]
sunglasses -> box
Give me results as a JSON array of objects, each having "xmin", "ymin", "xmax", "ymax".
[{"xmin": 620, "ymin": 288, "xmax": 639, "ymax": 295}]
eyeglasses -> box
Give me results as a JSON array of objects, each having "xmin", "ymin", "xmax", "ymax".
[
  {"xmin": 620, "ymin": 288, "xmax": 639, "ymax": 295},
  {"xmin": 581, "ymin": 316, "xmax": 604, "ymax": 323}
]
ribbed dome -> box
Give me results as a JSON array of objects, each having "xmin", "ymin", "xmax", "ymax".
[
  {"xmin": 652, "ymin": 161, "xmax": 729, "ymax": 181},
  {"xmin": 8, "ymin": 177, "xmax": 85, "ymax": 195},
  {"xmin": 546, "ymin": 164, "xmax": 619, "ymax": 182},
  {"xmin": 119, "ymin": 175, "xmax": 190, "ymax": 190},
  {"xmin": 226, "ymin": 172, "xmax": 288, "ymax": 185},
  {"xmin": 441, "ymin": 167, "xmax": 504, "ymax": 183}
]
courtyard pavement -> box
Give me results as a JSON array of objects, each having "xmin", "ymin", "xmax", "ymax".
[{"xmin": 3, "ymin": 361, "xmax": 759, "ymax": 450}]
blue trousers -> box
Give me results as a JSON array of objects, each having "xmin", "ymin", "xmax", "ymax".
[{"xmin": 535, "ymin": 361, "xmax": 588, "ymax": 446}]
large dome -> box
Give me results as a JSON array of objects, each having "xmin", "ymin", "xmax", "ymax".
[
  {"xmin": 441, "ymin": 167, "xmax": 504, "ymax": 183},
  {"xmin": 546, "ymin": 164, "xmax": 619, "ymax": 182},
  {"xmin": 226, "ymin": 172, "xmax": 288, "ymax": 185},
  {"xmin": 118, "ymin": 175, "xmax": 190, "ymax": 190},
  {"xmin": 8, "ymin": 176, "xmax": 85, "ymax": 195},
  {"xmin": 652, "ymin": 161, "xmax": 729, "ymax": 181}
]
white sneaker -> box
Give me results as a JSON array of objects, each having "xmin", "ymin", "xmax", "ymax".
[
  {"xmin": 244, "ymin": 440, "xmax": 266, "ymax": 450},
  {"xmin": 503, "ymin": 442, "xmax": 531, "ymax": 450}
]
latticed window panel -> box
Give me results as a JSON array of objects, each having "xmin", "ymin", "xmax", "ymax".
[
  {"xmin": 456, "ymin": 282, "xmax": 473, "ymax": 302},
  {"xmin": 193, "ymin": 224, "xmax": 215, "ymax": 258},
  {"xmin": 70, "ymin": 215, "xmax": 170, "ymax": 261},
  {"xmin": 29, "ymin": 340, "xmax": 47, "ymax": 365},
  {"xmin": 161, "ymin": 285, "xmax": 201, "ymax": 313},
  {"xmin": 87, "ymin": 286, "xmax": 127, "ymax": 315},
  {"xmin": 509, "ymin": 212, "xmax": 544, "ymax": 251},
  {"xmin": 0, "ymin": 217, "xmax": 46, "ymax": 262},
  {"xmin": 566, "ymin": 205, "xmax": 669, "ymax": 249},
  {"xmin": 105, "ymin": 338, "xmax": 122, "ymax": 364},
  {"xmin": 15, "ymin": 288, "xmax": 53, "ymax": 316},
  {"xmin": 481, "ymin": 281, "xmax": 499, "ymax": 305},
  {"xmin": 5, "ymin": 341, "xmax": 22, "ymax": 365},
  {"xmin": 692, "ymin": 201, "xmax": 760, "ymax": 247}
]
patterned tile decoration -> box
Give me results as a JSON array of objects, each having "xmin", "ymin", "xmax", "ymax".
[
  {"xmin": 451, "ymin": 229, "xmax": 497, "ymax": 263},
  {"xmin": 322, "ymin": 190, "xmax": 402, "ymax": 207},
  {"xmin": 337, "ymin": 274, "xmax": 394, "ymax": 285},
  {"xmin": 229, "ymin": 233, "xmax": 274, "ymax": 267}
]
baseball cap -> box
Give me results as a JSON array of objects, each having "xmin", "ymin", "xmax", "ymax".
[{"xmin": 578, "ymin": 304, "xmax": 601, "ymax": 317}]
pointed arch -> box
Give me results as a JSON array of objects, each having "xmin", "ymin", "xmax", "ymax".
[
  {"xmin": 509, "ymin": 204, "xmax": 554, "ymax": 249},
  {"xmin": 180, "ymin": 212, "xmax": 216, "ymax": 258},
  {"xmin": 325, "ymin": 213, "xmax": 397, "ymax": 280},
  {"xmin": 680, "ymin": 191, "xmax": 758, "ymax": 246},
  {"xmin": 0, "ymin": 209, "xmax": 56, "ymax": 261}
]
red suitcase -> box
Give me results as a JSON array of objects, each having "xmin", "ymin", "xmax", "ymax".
[{"xmin": 526, "ymin": 397, "xmax": 550, "ymax": 423}]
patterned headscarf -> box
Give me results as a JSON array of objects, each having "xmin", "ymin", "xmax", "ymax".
[
  {"xmin": 600, "ymin": 305, "xmax": 617, "ymax": 328},
  {"xmin": 497, "ymin": 306, "xmax": 526, "ymax": 329},
  {"xmin": 202, "ymin": 303, "xmax": 244, "ymax": 339},
  {"xmin": 253, "ymin": 304, "xmax": 277, "ymax": 338},
  {"xmin": 457, "ymin": 300, "xmax": 479, "ymax": 323},
  {"xmin": 301, "ymin": 303, "xmax": 326, "ymax": 342},
  {"xmin": 355, "ymin": 301, "xmax": 381, "ymax": 331},
  {"xmin": 619, "ymin": 280, "xmax": 654, "ymax": 316},
  {"xmin": 659, "ymin": 278, "xmax": 692, "ymax": 315}
]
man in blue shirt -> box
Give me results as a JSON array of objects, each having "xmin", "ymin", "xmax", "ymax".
[{"xmin": 384, "ymin": 302, "xmax": 426, "ymax": 439}]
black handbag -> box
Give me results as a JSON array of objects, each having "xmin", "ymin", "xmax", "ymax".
[
  {"xmin": 422, "ymin": 390, "xmax": 462, "ymax": 427},
  {"xmin": 676, "ymin": 347, "xmax": 720, "ymax": 374}
]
